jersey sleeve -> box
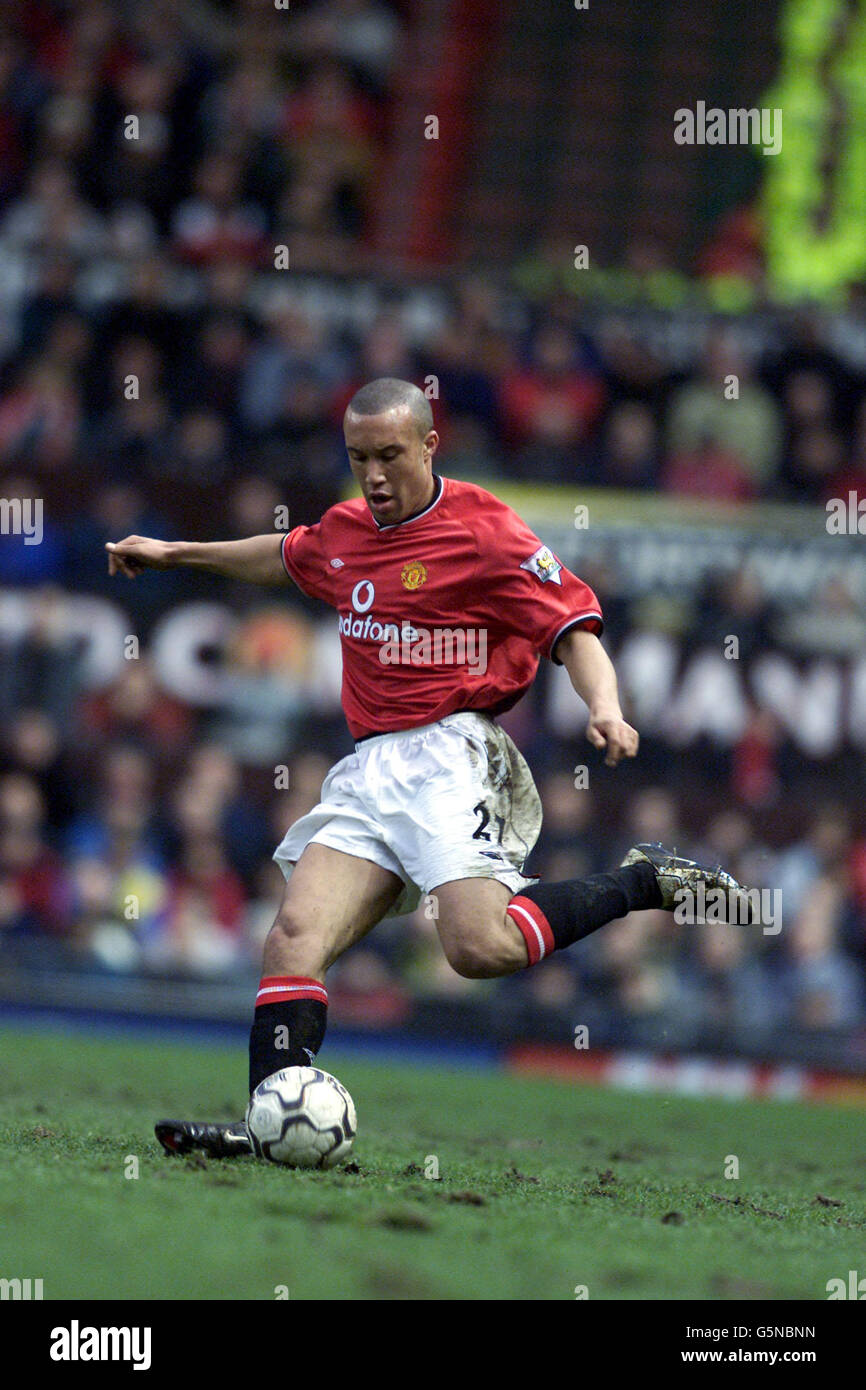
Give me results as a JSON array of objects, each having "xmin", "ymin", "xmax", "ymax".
[
  {"xmin": 477, "ymin": 506, "xmax": 603, "ymax": 662},
  {"xmin": 280, "ymin": 523, "xmax": 338, "ymax": 605}
]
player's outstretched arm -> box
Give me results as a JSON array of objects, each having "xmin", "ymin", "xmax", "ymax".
[
  {"xmin": 554, "ymin": 627, "xmax": 639, "ymax": 767},
  {"xmin": 106, "ymin": 534, "xmax": 290, "ymax": 586}
]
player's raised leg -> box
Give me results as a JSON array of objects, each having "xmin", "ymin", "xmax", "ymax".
[
  {"xmin": 432, "ymin": 843, "xmax": 751, "ymax": 977},
  {"xmin": 155, "ymin": 844, "xmax": 402, "ymax": 1156}
]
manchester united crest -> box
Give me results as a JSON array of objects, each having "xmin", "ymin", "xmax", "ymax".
[{"xmin": 401, "ymin": 560, "xmax": 428, "ymax": 591}]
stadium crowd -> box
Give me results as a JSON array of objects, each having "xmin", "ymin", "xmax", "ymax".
[
  {"xmin": 1, "ymin": 0, "xmax": 866, "ymax": 526},
  {"xmin": 2, "ymin": 631, "xmax": 866, "ymax": 1039},
  {"xmin": 1, "ymin": 0, "xmax": 866, "ymax": 1047}
]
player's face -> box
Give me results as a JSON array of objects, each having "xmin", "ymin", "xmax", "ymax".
[{"xmin": 344, "ymin": 407, "xmax": 439, "ymax": 524}]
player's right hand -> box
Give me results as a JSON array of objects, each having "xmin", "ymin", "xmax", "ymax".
[
  {"xmin": 586, "ymin": 710, "xmax": 640, "ymax": 767},
  {"xmin": 106, "ymin": 535, "xmax": 175, "ymax": 578}
]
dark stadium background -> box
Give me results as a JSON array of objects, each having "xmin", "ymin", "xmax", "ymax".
[{"xmin": 1, "ymin": 0, "xmax": 866, "ymax": 1098}]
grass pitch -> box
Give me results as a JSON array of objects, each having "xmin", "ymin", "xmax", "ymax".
[{"xmin": 1, "ymin": 1025, "xmax": 864, "ymax": 1300}]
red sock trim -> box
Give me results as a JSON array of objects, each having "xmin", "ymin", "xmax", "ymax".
[
  {"xmin": 255, "ymin": 975, "xmax": 328, "ymax": 1007},
  {"xmin": 507, "ymin": 896, "xmax": 556, "ymax": 966}
]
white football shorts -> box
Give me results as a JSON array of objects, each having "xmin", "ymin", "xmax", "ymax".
[{"xmin": 273, "ymin": 712, "xmax": 542, "ymax": 916}]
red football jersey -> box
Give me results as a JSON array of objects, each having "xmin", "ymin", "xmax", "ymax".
[{"xmin": 281, "ymin": 475, "xmax": 602, "ymax": 739}]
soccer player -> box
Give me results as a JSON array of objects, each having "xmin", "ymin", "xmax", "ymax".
[{"xmin": 106, "ymin": 378, "xmax": 748, "ymax": 1157}]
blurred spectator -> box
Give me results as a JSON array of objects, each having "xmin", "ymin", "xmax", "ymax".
[
  {"xmin": 774, "ymin": 578, "xmax": 866, "ymax": 658},
  {"xmin": 173, "ymin": 313, "xmax": 252, "ymax": 426},
  {"xmin": 618, "ymin": 786, "xmax": 681, "ymax": 864},
  {"xmin": 279, "ymin": 62, "xmax": 377, "ymax": 240},
  {"xmin": 335, "ymin": 313, "xmax": 418, "ymax": 412},
  {"xmin": 660, "ymin": 435, "xmax": 757, "ymax": 501},
  {"xmin": 666, "ymin": 334, "xmax": 782, "ymax": 492},
  {"xmin": 427, "ymin": 313, "xmax": 499, "ymax": 445},
  {"xmin": 584, "ymin": 910, "xmax": 682, "ymax": 1018},
  {"xmin": 240, "ymin": 304, "xmax": 347, "ymax": 436},
  {"xmin": 699, "ymin": 570, "xmax": 770, "ymax": 662},
  {"xmin": 678, "ymin": 922, "xmax": 776, "ymax": 1031},
  {"xmin": 701, "ymin": 810, "xmax": 771, "ymax": 899},
  {"xmin": 595, "ymin": 402, "xmax": 659, "ymax": 489},
  {"xmin": 0, "ymin": 362, "xmax": 81, "ymax": 471},
  {"xmin": 498, "ymin": 322, "xmax": 606, "ymax": 479},
  {"xmin": 774, "ymin": 807, "xmax": 853, "ymax": 926},
  {"xmin": 18, "ymin": 254, "xmax": 80, "ymax": 360},
  {"xmin": 96, "ymin": 257, "xmax": 189, "ymax": 371},
  {"xmin": 152, "ymin": 835, "xmax": 246, "ymax": 975},
  {"xmin": 65, "ymin": 482, "xmax": 179, "ymax": 616},
  {"xmin": 1, "ymin": 157, "xmax": 105, "ymax": 257},
  {"xmin": 79, "ymin": 658, "xmax": 192, "ymax": 762},
  {"xmin": 0, "ymin": 586, "xmax": 86, "ymax": 723},
  {"xmin": 827, "ymin": 395, "xmax": 866, "ymax": 505},
  {"xmin": 0, "ymin": 707, "xmax": 79, "ymax": 832},
  {"xmin": 597, "ymin": 318, "xmax": 668, "ymax": 412},
  {"xmin": 731, "ymin": 707, "xmax": 782, "ymax": 808},
  {"xmin": 208, "ymin": 606, "xmax": 316, "ymax": 765},
  {"xmin": 698, "ymin": 204, "xmax": 763, "ymax": 286},
  {"xmin": 288, "ymin": 1, "xmax": 403, "ymax": 94},
  {"xmin": 65, "ymin": 744, "xmax": 164, "ymax": 872},
  {"xmin": 168, "ymin": 410, "xmax": 232, "ymax": 489},
  {"xmin": 0, "ymin": 773, "xmax": 71, "ymax": 936},
  {"xmin": 783, "ymin": 877, "xmax": 863, "ymax": 1030},
  {"xmin": 530, "ymin": 774, "xmax": 606, "ymax": 880},
  {"xmin": 172, "ymin": 152, "xmax": 267, "ymax": 265}
]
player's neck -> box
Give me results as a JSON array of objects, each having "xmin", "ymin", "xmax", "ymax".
[
  {"xmin": 377, "ymin": 474, "xmax": 441, "ymax": 529},
  {"xmin": 413, "ymin": 473, "xmax": 438, "ymax": 514}
]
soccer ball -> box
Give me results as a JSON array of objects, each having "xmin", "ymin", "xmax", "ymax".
[{"xmin": 245, "ymin": 1066, "xmax": 356, "ymax": 1168}]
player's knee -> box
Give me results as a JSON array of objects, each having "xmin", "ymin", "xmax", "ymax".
[
  {"xmin": 267, "ymin": 902, "xmax": 321, "ymax": 965},
  {"xmin": 271, "ymin": 901, "xmax": 309, "ymax": 942},
  {"xmin": 442, "ymin": 933, "xmax": 500, "ymax": 980}
]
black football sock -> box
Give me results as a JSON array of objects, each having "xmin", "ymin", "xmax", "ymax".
[
  {"xmin": 248, "ymin": 976, "xmax": 328, "ymax": 1094},
  {"xmin": 506, "ymin": 863, "xmax": 662, "ymax": 964}
]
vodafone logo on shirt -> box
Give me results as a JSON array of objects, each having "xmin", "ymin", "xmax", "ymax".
[
  {"xmin": 351, "ymin": 580, "xmax": 375, "ymax": 612},
  {"xmin": 339, "ymin": 579, "xmax": 400, "ymax": 642}
]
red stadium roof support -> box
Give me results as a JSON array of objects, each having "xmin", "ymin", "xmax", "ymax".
[{"xmin": 371, "ymin": 0, "xmax": 505, "ymax": 268}]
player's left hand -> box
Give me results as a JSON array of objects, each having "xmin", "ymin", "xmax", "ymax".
[{"xmin": 586, "ymin": 710, "xmax": 639, "ymax": 767}]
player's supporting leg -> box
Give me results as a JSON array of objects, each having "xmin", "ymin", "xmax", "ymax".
[
  {"xmin": 156, "ymin": 844, "xmax": 403, "ymax": 1156},
  {"xmin": 432, "ymin": 844, "xmax": 748, "ymax": 977},
  {"xmin": 248, "ymin": 843, "xmax": 402, "ymax": 1091}
]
